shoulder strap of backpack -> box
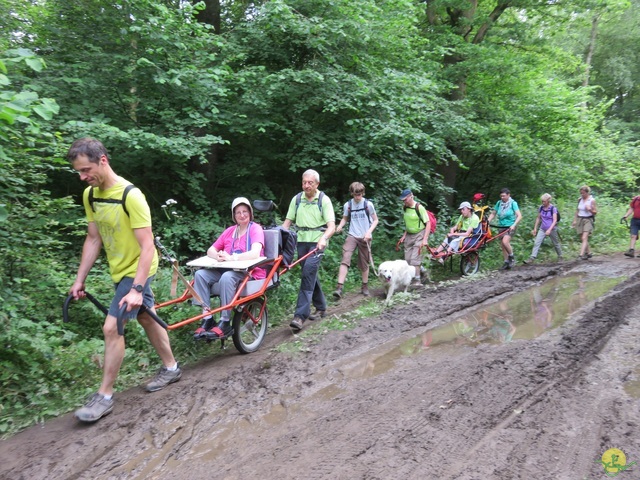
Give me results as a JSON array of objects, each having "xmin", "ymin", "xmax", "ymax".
[
  {"xmin": 295, "ymin": 191, "xmax": 324, "ymax": 219},
  {"xmin": 294, "ymin": 192, "xmax": 303, "ymax": 220},
  {"xmin": 121, "ymin": 184, "xmax": 135, "ymax": 217},
  {"xmin": 89, "ymin": 187, "xmax": 95, "ymax": 213},
  {"xmin": 414, "ymin": 202, "xmax": 427, "ymax": 227},
  {"xmin": 89, "ymin": 184, "xmax": 136, "ymax": 217}
]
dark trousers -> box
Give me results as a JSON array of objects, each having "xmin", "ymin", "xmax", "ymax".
[{"xmin": 294, "ymin": 242, "xmax": 327, "ymax": 319}]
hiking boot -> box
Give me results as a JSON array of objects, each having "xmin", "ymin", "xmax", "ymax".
[
  {"xmin": 204, "ymin": 321, "xmax": 233, "ymax": 340},
  {"xmin": 508, "ymin": 256, "xmax": 515, "ymax": 267},
  {"xmin": 579, "ymin": 254, "xmax": 589, "ymax": 260},
  {"xmin": 290, "ymin": 316, "xmax": 305, "ymax": 331},
  {"xmin": 499, "ymin": 262, "xmax": 511, "ymax": 270},
  {"xmin": 308, "ymin": 310, "xmax": 326, "ymax": 321},
  {"xmin": 361, "ymin": 284, "xmax": 370, "ymax": 296},
  {"xmin": 193, "ymin": 316, "xmax": 215, "ymax": 339},
  {"xmin": 586, "ymin": 253, "xmax": 593, "ymax": 259},
  {"xmin": 75, "ymin": 393, "xmax": 114, "ymax": 423},
  {"xmin": 332, "ymin": 286, "xmax": 343, "ymax": 299},
  {"xmin": 145, "ymin": 364, "xmax": 182, "ymax": 392},
  {"xmin": 410, "ymin": 277, "xmax": 422, "ymax": 287},
  {"xmin": 624, "ymin": 249, "xmax": 635, "ymax": 258},
  {"xmin": 523, "ymin": 257, "xmax": 535, "ymax": 265}
]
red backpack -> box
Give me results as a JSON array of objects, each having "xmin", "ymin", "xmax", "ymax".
[{"xmin": 413, "ymin": 202, "xmax": 437, "ymax": 234}]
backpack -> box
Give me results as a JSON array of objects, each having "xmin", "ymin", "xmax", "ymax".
[
  {"xmin": 405, "ymin": 202, "xmax": 437, "ymax": 234},
  {"xmin": 88, "ymin": 184, "xmax": 136, "ymax": 216},
  {"xmin": 539, "ymin": 205, "xmax": 560, "ymax": 223},
  {"xmin": 347, "ymin": 198, "xmax": 372, "ymax": 226},
  {"xmin": 269, "ymin": 226, "xmax": 297, "ymax": 266}
]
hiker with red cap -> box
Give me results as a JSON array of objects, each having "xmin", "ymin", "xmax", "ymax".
[{"xmin": 472, "ymin": 193, "xmax": 489, "ymax": 221}]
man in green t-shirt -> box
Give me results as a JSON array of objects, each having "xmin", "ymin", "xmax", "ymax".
[
  {"xmin": 282, "ymin": 169, "xmax": 336, "ymax": 331},
  {"xmin": 399, "ymin": 189, "xmax": 430, "ymax": 286},
  {"xmin": 68, "ymin": 138, "xmax": 181, "ymax": 423}
]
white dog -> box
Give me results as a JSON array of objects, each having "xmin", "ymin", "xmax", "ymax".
[{"xmin": 378, "ymin": 260, "xmax": 415, "ymax": 305}]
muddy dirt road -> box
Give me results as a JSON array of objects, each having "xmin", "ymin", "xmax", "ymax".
[{"xmin": 1, "ymin": 254, "xmax": 639, "ymax": 480}]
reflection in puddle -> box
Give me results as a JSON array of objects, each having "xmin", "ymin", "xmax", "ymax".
[
  {"xmin": 343, "ymin": 274, "xmax": 625, "ymax": 379},
  {"xmin": 624, "ymin": 366, "xmax": 640, "ymax": 399}
]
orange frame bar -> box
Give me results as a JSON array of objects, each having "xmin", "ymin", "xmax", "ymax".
[{"xmin": 156, "ymin": 256, "xmax": 283, "ymax": 331}]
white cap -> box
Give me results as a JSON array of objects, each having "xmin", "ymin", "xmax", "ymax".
[
  {"xmin": 458, "ymin": 201, "xmax": 472, "ymax": 210},
  {"xmin": 231, "ymin": 197, "xmax": 253, "ymax": 222}
]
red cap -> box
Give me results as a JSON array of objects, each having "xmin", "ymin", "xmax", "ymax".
[{"xmin": 473, "ymin": 193, "xmax": 485, "ymax": 203}]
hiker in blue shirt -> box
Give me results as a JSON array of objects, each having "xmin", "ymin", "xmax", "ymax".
[{"xmin": 487, "ymin": 188, "xmax": 522, "ymax": 270}]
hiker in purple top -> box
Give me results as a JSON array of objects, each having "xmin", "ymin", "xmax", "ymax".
[{"xmin": 523, "ymin": 193, "xmax": 562, "ymax": 264}]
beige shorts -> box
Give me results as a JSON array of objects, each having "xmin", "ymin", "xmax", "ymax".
[
  {"xmin": 575, "ymin": 216, "xmax": 594, "ymax": 235},
  {"xmin": 404, "ymin": 230, "xmax": 426, "ymax": 267}
]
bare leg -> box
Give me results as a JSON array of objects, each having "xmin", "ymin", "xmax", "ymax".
[
  {"xmin": 502, "ymin": 234, "xmax": 513, "ymax": 260},
  {"xmin": 138, "ymin": 309, "xmax": 177, "ymax": 367},
  {"xmin": 98, "ymin": 315, "xmax": 125, "ymax": 397},
  {"xmin": 337, "ymin": 263, "xmax": 349, "ymax": 284},
  {"xmin": 580, "ymin": 231, "xmax": 590, "ymax": 256},
  {"xmin": 361, "ymin": 265, "xmax": 370, "ymax": 285}
]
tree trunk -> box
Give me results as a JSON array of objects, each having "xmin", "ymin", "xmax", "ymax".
[
  {"xmin": 195, "ymin": 0, "xmax": 221, "ymax": 34},
  {"xmin": 583, "ymin": 13, "xmax": 600, "ymax": 88}
]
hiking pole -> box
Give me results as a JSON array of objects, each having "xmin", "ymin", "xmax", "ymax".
[{"xmin": 621, "ymin": 217, "xmax": 639, "ymax": 240}]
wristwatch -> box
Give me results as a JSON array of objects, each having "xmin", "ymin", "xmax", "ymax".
[{"xmin": 131, "ymin": 283, "xmax": 144, "ymax": 293}]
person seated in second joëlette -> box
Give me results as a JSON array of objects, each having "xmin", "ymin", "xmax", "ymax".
[
  {"xmin": 192, "ymin": 197, "xmax": 265, "ymax": 339},
  {"xmin": 432, "ymin": 202, "xmax": 480, "ymax": 264}
]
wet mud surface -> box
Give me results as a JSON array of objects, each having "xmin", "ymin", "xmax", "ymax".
[{"xmin": 1, "ymin": 254, "xmax": 640, "ymax": 480}]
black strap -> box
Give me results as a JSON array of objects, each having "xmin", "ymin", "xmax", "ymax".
[{"xmin": 89, "ymin": 184, "xmax": 136, "ymax": 216}]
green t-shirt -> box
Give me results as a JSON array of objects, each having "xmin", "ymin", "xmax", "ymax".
[
  {"xmin": 83, "ymin": 179, "xmax": 159, "ymax": 283},
  {"xmin": 285, "ymin": 192, "xmax": 336, "ymax": 243},
  {"xmin": 455, "ymin": 213, "xmax": 480, "ymax": 232},
  {"xmin": 403, "ymin": 203, "xmax": 428, "ymax": 234}
]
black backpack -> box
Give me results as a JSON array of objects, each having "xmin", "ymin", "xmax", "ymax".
[{"xmin": 270, "ymin": 226, "xmax": 297, "ymax": 266}]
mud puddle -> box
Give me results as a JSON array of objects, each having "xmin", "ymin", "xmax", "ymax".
[{"xmin": 338, "ymin": 273, "xmax": 626, "ymax": 381}]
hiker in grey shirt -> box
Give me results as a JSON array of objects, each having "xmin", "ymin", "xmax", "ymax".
[{"xmin": 333, "ymin": 182, "xmax": 379, "ymax": 299}]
